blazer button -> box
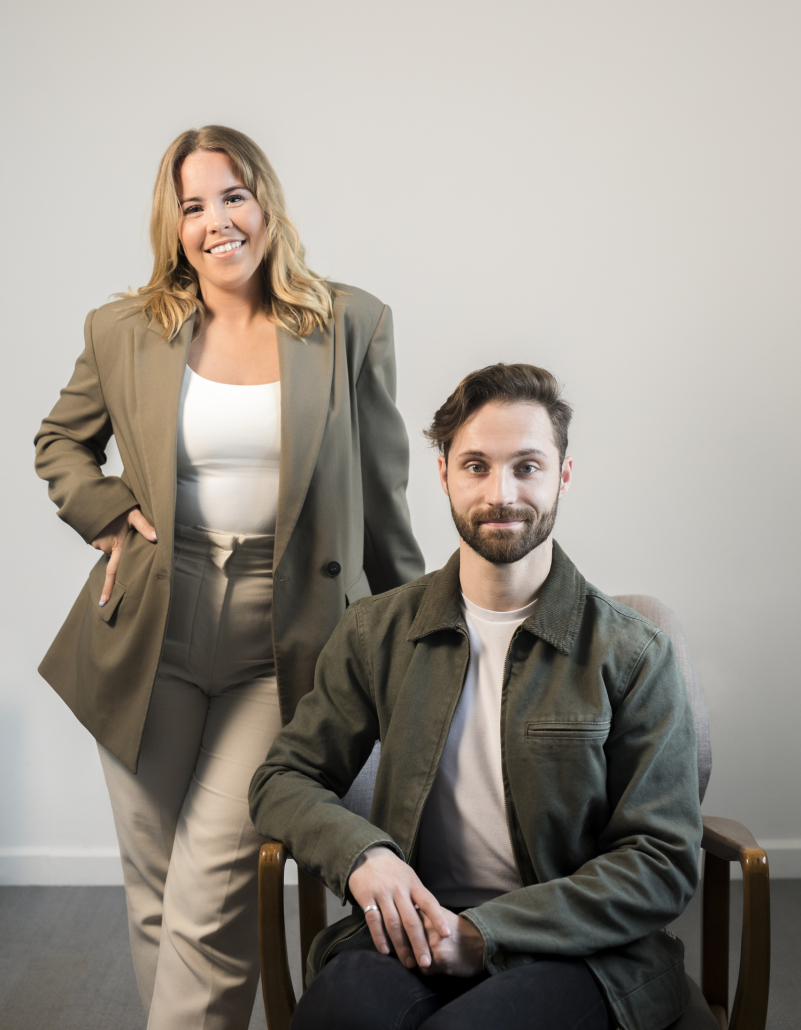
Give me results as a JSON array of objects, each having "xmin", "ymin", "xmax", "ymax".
[{"xmin": 325, "ymin": 561, "xmax": 342, "ymax": 578}]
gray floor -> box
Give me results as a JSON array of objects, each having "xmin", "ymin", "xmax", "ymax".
[{"xmin": 0, "ymin": 882, "xmax": 797, "ymax": 1029}]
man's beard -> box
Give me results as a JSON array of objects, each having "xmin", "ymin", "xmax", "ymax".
[{"xmin": 450, "ymin": 494, "xmax": 559, "ymax": 564}]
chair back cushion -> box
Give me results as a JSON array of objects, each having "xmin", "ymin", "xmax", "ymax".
[
  {"xmin": 612, "ymin": 595, "xmax": 711, "ymax": 803},
  {"xmin": 341, "ymin": 740, "xmax": 381, "ymax": 819},
  {"xmin": 341, "ymin": 593, "xmax": 712, "ymax": 815}
]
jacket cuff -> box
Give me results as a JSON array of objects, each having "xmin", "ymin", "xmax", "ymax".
[{"xmin": 65, "ymin": 482, "xmax": 139, "ymax": 543}]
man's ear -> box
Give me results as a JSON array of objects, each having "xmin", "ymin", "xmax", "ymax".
[
  {"xmin": 559, "ymin": 456, "xmax": 573, "ymax": 498},
  {"xmin": 437, "ymin": 454, "xmax": 449, "ymax": 496}
]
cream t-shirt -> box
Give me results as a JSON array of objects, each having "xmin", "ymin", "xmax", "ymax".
[{"xmin": 415, "ymin": 593, "xmax": 536, "ymax": 907}]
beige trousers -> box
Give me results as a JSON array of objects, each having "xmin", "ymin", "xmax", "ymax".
[{"xmin": 99, "ymin": 524, "xmax": 283, "ymax": 1030}]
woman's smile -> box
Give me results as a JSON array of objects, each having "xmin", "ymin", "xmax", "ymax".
[{"xmin": 207, "ymin": 239, "xmax": 245, "ymax": 256}]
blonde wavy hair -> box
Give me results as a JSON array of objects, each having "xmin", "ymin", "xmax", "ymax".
[{"xmin": 131, "ymin": 125, "xmax": 334, "ymax": 339}]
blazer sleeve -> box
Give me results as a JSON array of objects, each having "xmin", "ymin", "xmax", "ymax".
[
  {"xmin": 356, "ymin": 305, "xmax": 425, "ymax": 593},
  {"xmin": 34, "ymin": 309, "xmax": 138, "ymax": 543}
]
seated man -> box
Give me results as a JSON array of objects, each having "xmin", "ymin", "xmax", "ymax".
[{"xmin": 249, "ymin": 363, "xmax": 702, "ymax": 1030}]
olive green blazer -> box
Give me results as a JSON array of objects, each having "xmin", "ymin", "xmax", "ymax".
[{"xmin": 35, "ymin": 284, "xmax": 424, "ymax": 772}]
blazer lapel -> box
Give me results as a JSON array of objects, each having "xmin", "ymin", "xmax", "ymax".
[
  {"xmin": 133, "ymin": 315, "xmax": 193, "ymax": 532},
  {"xmin": 274, "ymin": 321, "xmax": 335, "ymax": 570}
]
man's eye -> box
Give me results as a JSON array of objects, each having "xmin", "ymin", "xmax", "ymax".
[
  {"xmin": 519, "ymin": 465, "xmax": 537, "ymax": 474},
  {"xmin": 467, "ymin": 464, "xmax": 485, "ymax": 473}
]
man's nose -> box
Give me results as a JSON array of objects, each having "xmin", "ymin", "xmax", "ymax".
[{"xmin": 484, "ymin": 467, "xmax": 517, "ymax": 507}]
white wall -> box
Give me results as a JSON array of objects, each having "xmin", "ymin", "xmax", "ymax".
[{"xmin": 1, "ymin": 0, "xmax": 799, "ymax": 884}]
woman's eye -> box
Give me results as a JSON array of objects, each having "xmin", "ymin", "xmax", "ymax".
[
  {"xmin": 183, "ymin": 204, "xmax": 202, "ymax": 215},
  {"xmin": 225, "ymin": 193, "xmax": 245, "ymax": 204}
]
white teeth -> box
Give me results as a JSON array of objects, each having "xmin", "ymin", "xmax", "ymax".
[{"xmin": 210, "ymin": 240, "xmax": 244, "ymax": 254}]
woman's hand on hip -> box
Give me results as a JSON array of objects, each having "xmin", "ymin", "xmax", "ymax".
[{"xmin": 91, "ymin": 507, "xmax": 157, "ymax": 605}]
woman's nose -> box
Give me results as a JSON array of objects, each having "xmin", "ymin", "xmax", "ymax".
[{"xmin": 207, "ymin": 202, "xmax": 232, "ymax": 231}]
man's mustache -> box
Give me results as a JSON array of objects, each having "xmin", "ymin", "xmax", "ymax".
[{"xmin": 472, "ymin": 506, "xmax": 535, "ymax": 526}]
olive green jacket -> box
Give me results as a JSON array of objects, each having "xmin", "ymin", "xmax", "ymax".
[
  {"xmin": 34, "ymin": 284, "xmax": 423, "ymax": 772},
  {"xmin": 249, "ymin": 543, "xmax": 702, "ymax": 1030}
]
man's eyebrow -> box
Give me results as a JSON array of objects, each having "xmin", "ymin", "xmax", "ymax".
[
  {"xmin": 180, "ymin": 185, "xmax": 249, "ymax": 204},
  {"xmin": 455, "ymin": 448, "xmax": 550, "ymax": 460}
]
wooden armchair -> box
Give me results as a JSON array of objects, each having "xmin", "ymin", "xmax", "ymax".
[{"xmin": 257, "ymin": 596, "xmax": 770, "ymax": 1030}]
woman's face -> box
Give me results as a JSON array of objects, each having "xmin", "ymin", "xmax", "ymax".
[{"xmin": 178, "ymin": 149, "xmax": 269, "ymax": 299}]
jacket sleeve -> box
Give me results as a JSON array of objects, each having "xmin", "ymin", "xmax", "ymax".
[
  {"xmin": 356, "ymin": 305, "xmax": 425, "ymax": 593},
  {"xmin": 34, "ymin": 309, "xmax": 138, "ymax": 544},
  {"xmin": 462, "ymin": 632, "xmax": 703, "ymax": 971},
  {"xmin": 248, "ymin": 604, "xmax": 403, "ymax": 900}
]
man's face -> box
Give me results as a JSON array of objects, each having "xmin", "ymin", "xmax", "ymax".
[{"xmin": 438, "ymin": 400, "xmax": 572, "ymax": 564}]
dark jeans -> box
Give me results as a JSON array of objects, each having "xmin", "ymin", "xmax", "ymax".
[{"xmin": 290, "ymin": 948, "xmax": 612, "ymax": 1030}]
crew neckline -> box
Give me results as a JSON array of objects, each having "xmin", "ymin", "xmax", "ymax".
[
  {"xmin": 185, "ymin": 365, "xmax": 280, "ymax": 388},
  {"xmin": 461, "ymin": 593, "xmax": 538, "ymax": 623}
]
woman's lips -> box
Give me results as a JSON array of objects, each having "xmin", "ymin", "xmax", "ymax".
[{"xmin": 207, "ymin": 239, "xmax": 245, "ymax": 256}]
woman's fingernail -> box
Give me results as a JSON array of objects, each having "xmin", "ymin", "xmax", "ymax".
[
  {"xmin": 420, "ymin": 955, "xmax": 430, "ymax": 967},
  {"xmin": 99, "ymin": 600, "xmax": 106, "ymax": 607},
  {"xmin": 152, "ymin": 532, "xmax": 157, "ymax": 541}
]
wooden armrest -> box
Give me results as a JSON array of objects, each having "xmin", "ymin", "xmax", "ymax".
[
  {"xmin": 702, "ymin": 817, "xmax": 764, "ymax": 864},
  {"xmin": 258, "ymin": 841, "xmax": 296, "ymax": 1030},
  {"xmin": 700, "ymin": 817, "xmax": 770, "ymax": 1030},
  {"xmin": 298, "ymin": 865, "xmax": 328, "ymax": 990}
]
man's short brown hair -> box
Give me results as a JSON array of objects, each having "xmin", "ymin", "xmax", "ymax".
[{"xmin": 424, "ymin": 363, "xmax": 573, "ymax": 463}]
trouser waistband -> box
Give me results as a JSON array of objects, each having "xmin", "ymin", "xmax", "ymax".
[{"xmin": 174, "ymin": 523, "xmax": 274, "ymax": 574}]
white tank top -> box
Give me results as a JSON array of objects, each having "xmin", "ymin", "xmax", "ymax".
[{"xmin": 174, "ymin": 365, "xmax": 281, "ymax": 536}]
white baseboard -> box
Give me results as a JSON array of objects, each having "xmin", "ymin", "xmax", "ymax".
[
  {"xmin": 2, "ymin": 842, "xmax": 798, "ymax": 886},
  {"xmin": 0, "ymin": 848, "xmax": 299, "ymax": 886},
  {"xmin": 0, "ymin": 848, "xmax": 124, "ymax": 885}
]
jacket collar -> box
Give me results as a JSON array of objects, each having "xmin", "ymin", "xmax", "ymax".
[
  {"xmin": 407, "ymin": 540, "xmax": 586, "ymax": 656},
  {"xmin": 273, "ymin": 320, "xmax": 335, "ymax": 570},
  {"xmin": 133, "ymin": 312, "xmax": 195, "ymax": 530}
]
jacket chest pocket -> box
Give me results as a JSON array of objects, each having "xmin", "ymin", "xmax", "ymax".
[{"xmin": 525, "ymin": 720, "xmax": 611, "ymax": 741}]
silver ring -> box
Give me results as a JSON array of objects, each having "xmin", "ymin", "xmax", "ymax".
[{"xmin": 363, "ymin": 904, "xmax": 379, "ymax": 914}]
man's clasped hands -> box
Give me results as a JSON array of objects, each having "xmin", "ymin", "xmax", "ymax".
[{"xmin": 348, "ymin": 845, "xmax": 485, "ymax": 977}]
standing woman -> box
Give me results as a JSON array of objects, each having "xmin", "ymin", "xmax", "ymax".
[{"xmin": 34, "ymin": 125, "xmax": 423, "ymax": 1030}]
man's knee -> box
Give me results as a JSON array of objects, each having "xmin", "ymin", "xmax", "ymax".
[
  {"xmin": 290, "ymin": 950, "xmax": 437, "ymax": 1030},
  {"xmin": 422, "ymin": 958, "xmax": 611, "ymax": 1030}
]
